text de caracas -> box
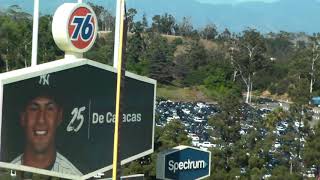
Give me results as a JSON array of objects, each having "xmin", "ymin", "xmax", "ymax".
[{"xmin": 92, "ymin": 112, "xmax": 142, "ymax": 124}]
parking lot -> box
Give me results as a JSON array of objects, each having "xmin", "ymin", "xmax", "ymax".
[{"xmin": 156, "ymin": 97, "xmax": 317, "ymax": 177}]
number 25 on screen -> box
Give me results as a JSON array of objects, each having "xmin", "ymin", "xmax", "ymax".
[{"xmin": 67, "ymin": 106, "xmax": 86, "ymax": 132}]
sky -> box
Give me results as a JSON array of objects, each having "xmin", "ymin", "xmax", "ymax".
[
  {"xmin": 0, "ymin": 0, "xmax": 283, "ymax": 9},
  {"xmin": 1, "ymin": 0, "xmax": 320, "ymax": 33},
  {"xmin": 196, "ymin": 0, "xmax": 280, "ymax": 4}
]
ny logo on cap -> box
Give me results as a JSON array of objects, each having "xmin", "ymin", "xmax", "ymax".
[{"xmin": 39, "ymin": 74, "xmax": 50, "ymax": 86}]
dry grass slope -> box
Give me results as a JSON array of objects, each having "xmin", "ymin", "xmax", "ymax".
[{"xmin": 157, "ymin": 86, "xmax": 215, "ymax": 102}]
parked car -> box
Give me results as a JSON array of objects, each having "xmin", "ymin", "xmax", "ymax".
[{"xmin": 200, "ymin": 141, "xmax": 215, "ymax": 148}]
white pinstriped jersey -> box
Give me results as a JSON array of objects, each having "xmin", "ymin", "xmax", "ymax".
[{"xmin": 11, "ymin": 152, "xmax": 82, "ymax": 176}]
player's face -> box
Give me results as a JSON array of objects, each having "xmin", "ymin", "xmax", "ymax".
[{"xmin": 21, "ymin": 96, "xmax": 62, "ymax": 154}]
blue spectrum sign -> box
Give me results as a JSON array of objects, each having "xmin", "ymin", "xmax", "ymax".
[{"xmin": 156, "ymin": 146, "xmax": 211, "ymax": 180}]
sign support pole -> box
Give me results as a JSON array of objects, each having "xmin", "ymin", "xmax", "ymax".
[
  {"xmin": 112, "ymin": 0, "xmax": 126, "ymax": 180},
  {"xmin": 113, "ymin": 0, "xmax": 122, "ymax": 68},
  {"xmin": 31, "ymin": 0, "xmax": 39, "ymax": 66}
]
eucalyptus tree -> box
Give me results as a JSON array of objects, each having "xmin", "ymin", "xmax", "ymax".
[
  {"xmin": 151, "ymin": 13, "xmax": 176, "ymax": 35},
  {"xmin": 230, "ymin": 29, "xmax": 268, "ymax": 103},
  {"xmin": 127, "ymin": 8, "xmax": 137, "ymax": 32},
  {"xmin": 178, "ymin": 16, "xmax": 193, "ymax": 37},
  {"xmin": 200, "ymin": 23, "xmax": 218, "ymax": 40},
  {"xmin": 308, "ymin": 34, "xmax": 320, "ymax": 94},
  {"xmin": 87, "ymin": 2, "xmax": 114, "ymax": 31},
  {"xmin": 0, "ymin": 5, "xmax": 32, "ymax": 71}
]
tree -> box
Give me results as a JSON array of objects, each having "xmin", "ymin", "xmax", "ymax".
[
  {"xmin": 160, "ymin": 13, "xmax": 175, "ymax": 35},
  {"xmin": 265, "ymin": 108, "xmax": 288, "ymax": 130},
  {"xmin": 288, "ymin": 103, "xmax": 312, "ymax": 175},
  {"xmin": 38, "ymin": 15, "xmax": 63, "ymax": 64},
  {"xmin": 125, "ymin": 26, "xmax": 146, "ymax": 74},
  {"xmin": 174, "ymin": 41, "xmax": 208, "ymax": 86},
  {"xmin": 151, "ymin": 15, "xmax": 161, "ymax": 33},
  {"xmin": 103, "ymin": 9, "xmax": 115, "ymax": 31},
  {"xmin": 87, "ymin": 2, "xmax": 114, "ymax": 31},
  {"xmin": 187, "ymin": 41, "xmax": 207, "ymax": 70},
  {"xmin": 286, "ymin": 33, "xmax": 320, "ymax": 97},
  {"xmin": 141, "ymin": 13, "xmax": 148, "ymax": 32},
  {"xmin": 288, "ymin": 78, "xmax": 310, "ymax": 105},
  {"xmin": 158, "ymin": 120, "xmax": 191, "ymax": 150},
  {"xmin": 6, "ymin": 5, "xmax": 31, "ymax": 20},
  {"xmin": 201, "ymin": 23, "xmax": 218, "ymax": 40},
  {"xmin": 231, "ymin": 29, "xmax": 268, "ymax": 103},
  {"xmin": 0, "ymin": 16, "xmax": 20, "ymax": 71},
  {"xmin": 0, "ymin": 6, "xmax": 32, "ymax": 71},
  {"xmin": 218, "ymin": 28, "xmax": 231, "ymax": 41},
  {"xmin": 265, "ymin": 31, "xmax": 294, "ymax": 60},
  {"xmin": 123, "ymin": 120, "xmax": 190, "ymax": 178},
  {"xmin": 85, "ymin": 32, "xmax": 114, "ymax": 65},
  {"xmin": 270, "ymin": 166, "xmax": 302, "ymax": 180},
  {"xmin": 308, "ymin": 34, "xmax": 320, "ymax": 94},
  {"xmin": 143, "ymin": 33, "xmax": 175, "ymax": 84},
  {"xmin": 208, "ymin": 92, "xmax": 242, "ymax": 175},
  {"xmin": 151, "ymin": 13, "xmax": 175, "ymax": 35},
  {"xmin": 303, "ymin": 123, "xmax": 320, "ymax": 179},
  {"xmin": 87, "ymin": 2, "xmax": 105, "ymax": 31},
  {"xmin": 178, "ymin": 17, "xmax": 193, "ymax": 37},
  {"xmin": 127, "ymin": 8, "xmax": 137, "ymax": 32}
]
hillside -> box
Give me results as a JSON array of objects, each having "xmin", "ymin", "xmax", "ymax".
[{"xmin": 157, "ymin": 85, "xmax": 215, "ymax": 102}]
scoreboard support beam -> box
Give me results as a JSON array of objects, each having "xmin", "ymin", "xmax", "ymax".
[{"xmin": 31, "ymin": 0, "xmax": 39, "ymax": 66}]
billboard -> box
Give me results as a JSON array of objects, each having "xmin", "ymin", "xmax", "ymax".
[
  {"xmin": 0, "ymin": 59, "xmax": 156, "ymax": 179},
  {"xmin": 157, "ymin": 146, "xmax": 211, "ymax": 180}
]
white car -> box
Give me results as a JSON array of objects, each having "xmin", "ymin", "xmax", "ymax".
[
  {"xmin": 188, "ymin": 133, "xmax": 200, "ymax": 141},
  {"xmin": 274, "ymin": 142, "xmax": 281, "ymax": 148},
  {"xmin": 240, "ymin": 129, "xmax": 247, "ymax": 135},
  {"xmin": 281, "ymin": 121, "xmax": 288, "ymax": 127},
  {"xmin": 200, "ymin": 141, "xmax": 216, "ymax": 148},
  {"xmin": 182, "ymin": 108, "xmax": 191, "ymax": 114},
  {"xmin": 276, "ymin": 126, "xmax": 285, "ymax": 131},
  {"xmin": 194, "ymin": 116, "xmax": 205, "ymax": 123},
  {"xmin": 204, "ymin": 125, "xmax": 214, "ymax": 130},
  {"xmin": 192, "ymin": 140, "xmax": 200, "ymax": 147}
]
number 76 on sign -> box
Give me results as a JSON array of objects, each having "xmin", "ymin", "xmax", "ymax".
[{"xmin": 70, "ymin": 14, "xmax": 94, "ymax": 41}]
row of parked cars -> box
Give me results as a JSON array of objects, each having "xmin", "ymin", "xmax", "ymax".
[{"xmin": 156, "ymin": 99, "xmax": 218, "ymax": 145}]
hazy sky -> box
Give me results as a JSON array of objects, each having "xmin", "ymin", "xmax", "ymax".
[{"xmin": 196, "ymin": 0, "xmax": 280, "ymax": 4}]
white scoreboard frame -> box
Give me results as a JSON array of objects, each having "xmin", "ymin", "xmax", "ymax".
[{"xmin": 0, "ymin": 58, "xmax": 156, "ymax": 180}]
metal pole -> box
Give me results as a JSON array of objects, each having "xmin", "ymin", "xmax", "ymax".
[
  {"xmin": 31, "ymin": 0, "xmax": 39, "ymax": 67},
  {"xmin": 113, "ymin": 0, "xmax": 122, "ymax": 69}
]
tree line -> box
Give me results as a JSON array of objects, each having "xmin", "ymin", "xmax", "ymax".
[
  {"xmin": 89, "ymin": 4, "xmax": 320, "ymax": 106},
  {"xmin": 2, "ymin": 4, "xmax": 320, "ymax": 104}
]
